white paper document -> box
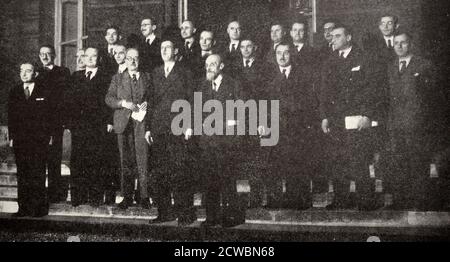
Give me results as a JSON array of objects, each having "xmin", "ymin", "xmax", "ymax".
[
  {"xmin": 131, "ymin": 102, "xmax": 147, "ymax": 122},
  {"xmin": 345, "ymin": 115, "xmax": 363, "ymax": 130}
]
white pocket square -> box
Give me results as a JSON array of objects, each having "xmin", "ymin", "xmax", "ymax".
[
  {"xmin": 351, "ymin": 66, "xmax": 361, "ymax": 72},
  {"xmin": 414, "ymin": 73, "xmax": 420, "ymax": 77},
  {"xmin": 36, "ymin": 98, "xmax": 45, "ymax": 101}
]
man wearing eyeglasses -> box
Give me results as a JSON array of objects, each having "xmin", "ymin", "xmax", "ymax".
[
  {"xmin": 36, "ymin": 44, "xmax": 71, "ymax": 204},
  {"xmin": 105, "ymin": 48, "xmax": 153, "ymax": 210},
  {"xmin": 138, "ymin": 17, "xmax": 163, "ymax": 73}
]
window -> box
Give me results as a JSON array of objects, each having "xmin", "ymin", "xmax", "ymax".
[{"xmin": 54, "ymin": 0, "xmax": 87, "ymax": 72}]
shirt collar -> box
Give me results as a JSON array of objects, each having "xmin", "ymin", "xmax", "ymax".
[
  {"xmin": 85, "ymin": 67, "xmax": 98, "ymax": 78},
  {"xmin": 212, "ymin": 74, "xmax": 223, "ymax": 90},
  {"xmin": 108, "ymin": 44, "xmax": 117, "ymax": 53},
  {"xmin": 293, "ymin": 42, "xmax": 304, "ymax": 51},
  {"xmin": 164, "ymin": 61, "xmax": 176, "ymax": 74},
  {"xmin": 243, "ymin": 57, "xmax": 255, "ymax": 67},
  {"xmin": 201, "ymin": 50, "xmax": 212, "ymax": 57},
  {"xmin": 185, "ymin": 38, "xmax": 195, "ymax": 47},
  {"xmin": 118, "ymin": 63, "xmax": 127, "ymax": 73},
  {"xmin": 146, "ymin": 34, "xmax": 156, "ymax": 45},
  {"xmin": 229, "ymin": 40, "xmax": 240, "ymax": 51},
  {"xmin": 45, "ymin": 64, "xmax": 54, "ymax": 70},
  {"xmin": 128, "ymin": 71, "xmax": 140, "ymax": 80},
  {"xmin": 339, "ymin": 46, "xmax": 352, "ymax": 58},
  {"xmin": 399, "ymin": 55, "xmax": 413, "ymax": 68},
  {"xmin": 24, "ymin": 82, "xmax": 35, "ymax": 89},
  {"xmin": 279, "ymin": 65, "xmax": 292, "ymax": 76}
]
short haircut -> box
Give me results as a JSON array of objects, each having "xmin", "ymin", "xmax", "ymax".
[
  {"xmin": 142, "ymin": 17, "xmax": 157, "ymax": 26},
  {"xmin": 394, "ymin": 30, "xmax": 413, "ymax": 42},
  {"xmin": 227, "ymin": 17, "xmax": 240, "ymax": 27},
  {"xmin": 275, "ymin": 41, "xmax": 292, "ymax": 52},
  {"xmin": 161, "ymin": 37, "xmax": 182, "ymax": 50},
  {"xmin": 380, "ymin": 14, "xmax": 399, "ymax": 25},
  {"xmin": 270, "ymin": 20, "xmax": 286, "ymax": 31},
  {"xmin": 39, "ymin": 44, "xmax": 56, "ymax": 55},
  {"xmin": 182, "ymin": 20, "xmax": 196, "ymax": 28},
  {"xmin": 291, "ymin": 18, "xmax": 309, "ymax": 28},
  {"xmin": 85, "ymin": 46, "xmax": 100, "ymax": 53},
  {"xmin": 19, "ymin": 61, "xmax": 38, "ymax": 70},
  {"xmin": 126, "ymin": 47, "xmax": 139, "ymax": 55},
  {"xmin": 333, "ymin": 23, "xmax": 353, "ymax": 36},
  {"xmin": 323, "ymin": 18, "xmax": 338, "ymax": 27},
  {"xmin": 200, "ymin": 28, "xmax": 215, "ymax": 39},
  {"xmin": 105, "ymin": 25, "xmax": 120, "ymax": 35}
]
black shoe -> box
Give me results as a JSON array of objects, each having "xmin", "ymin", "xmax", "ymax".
[
  {"xmin": 140, "ymin": 199, "xmax": 151, "ymax": 210},
  {"xmin": 200, "ymin": 220, "xmax": 221, "ymax": 228},
  {"xmin": 178, "ymin": 213, "xmax": 197, "ymax": 226},
  {"xmin": 12, "ymin": 211, "xmax": 29, "ymax": 218},
  {"xmin": 149, "ymin": 215, "xmax": 175, "ymax": 224},
  {"xmin": 117, "ymin": 199, "xmax": 132, "ymax": 210}
]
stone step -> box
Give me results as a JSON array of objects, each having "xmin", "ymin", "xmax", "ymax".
[
  {"xmin": 0, "ymin": 163, "xmax": 71, "ymax": 176},
  {"xmin": 0, "ymin": 201, "xmax": 17, "ymax": 213},
  {"xmin": 0, "ymin": 186, "xmax": 16, "ymax": 198},
  {"xmin": 0, "ymin": 175, "xmax": 17, "ymax": 186}
]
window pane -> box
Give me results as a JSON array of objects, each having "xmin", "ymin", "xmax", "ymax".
[
  {"xmin": 62, "ymin": 1, "xmax": 78, "ymax": 42},
  {"xmin": 61, "ymin": 44, "xmax": 77, "ymax": 73}
]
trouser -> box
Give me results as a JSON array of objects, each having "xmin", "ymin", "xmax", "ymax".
[
  {"xmin": 150, "ymin": 134, "xmax": 194, "ymax": 218},
  {"xmin": 117, "ymin": 120, "xmax": 148, "ymax": 201},
  {"xmin": 14, "ymin": 138, "xmax": 49, "ymax": 215},
  {"xmin": 70, "ymin": 129, "xmax": 104, "ymax": 204},
  {"xmin": 102, "ymin": 130, "xmax": 120, "ymax": 203},
  {"xmin": 47, "ymin": 130, "xmax": 66, "ymax": 202}
]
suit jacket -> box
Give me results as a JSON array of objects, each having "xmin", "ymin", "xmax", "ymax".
[
  {"xmin": 8, "ymin": 82, "xmax": 52, "ymax": 143},
  {"xmin": 217, "ymin": 40, "xmax": 242, "ymax": 67},
  {"xmin": 36, "ymin": 65, "xmax": 71, "ymax": 133},
  {"xmin": 198, "ymin": 74, "xmax": 243, "ymax": 149},
  {"xmin": 67, "ymin": 69, "xmax": 112, "ymax": 133},
  {"xmin": 139, "ymin": 37, "xmax": 163, "ymax": 73},
  {"xmin": 105, "ymin": 71, "xmax": 152, "ymax": 134},
  {"xmin": 292, "ymin": 43, "xmax": 316, "ymax": 68},
  {"xmin": 362, "ymin": 32, "xmax": 397, "ymax": 65},
  {"xmin": 387, "ymin": 55, "xmax": 437, "ymax": 137},
  {"xmin": 99, "ymin": 46, "xmax": 119, "ymax": 78},
  {"xmin": 319, "ymin": 45, "xmax": 384, "ymax": 130},
  {"xmin": 230, "ymin": 58, "xmax": 268, "ymax": 100},
  {"xmin": 179, "ymin": 40, "xmax": 202, "ymax": 68},
  {"xmin": 147, "ymin": 63, "xmax": 194, "ymax": 135},
  {"xmin": 265, "ymin": 64, "xmax": 316, "ymax": 150}
]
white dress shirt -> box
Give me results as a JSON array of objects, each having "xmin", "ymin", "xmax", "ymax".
[
  {"xmin": 279, "ymin": 65, "xmax": 292, "ymax": 78},
  {"xmin": 229, "ymin": 40, "xmax": 240, "ymax": 52},
  {"xmin": 129, "ymin": 71, "xmax": 140, "ymax": 80},
  {"xmin": 399, "ymin": 55, "xmax": 413, "ymax": 71},
  {"xmin": 85, "ymin": 67, "xmax": 98, "ymax": 80},
  {"xmin": 146, "ymin": 34, "xmax": 156, "ymax": 45},
  {"xmin": 23, "ymin": 82, "xmax": 35, "ymax": 96},
  {"xmin": 212, "ymin": 74, "xmax": 223, "ymax": 91},
  {"xmin": 118, "ymin": 63, "xmax": 127, "ymax": 74},
  {"xmin": 293, "ymin": 42, "xmax": 304, "ymax": 52},
  {"xmin": 243, "ymin": 57, "xmax": 255, "ymax": 67},
  {"xmin": 384, "ymin": 35, "xmax": 394, "ymax": 47},
  {"xmin": 339, "ymin": 46, "xmax": 353, "ymax": 59},
  {"xmin": 164, "ymin": 61, "xmax": 175, "ymax": 77}
]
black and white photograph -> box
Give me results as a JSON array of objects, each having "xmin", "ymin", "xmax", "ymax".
[{"xmin": 0, "ymin": 0, "xmax": 449, "ymax": 246}]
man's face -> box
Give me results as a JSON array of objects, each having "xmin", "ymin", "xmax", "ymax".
[
  {"xmin": 290, "ymin": 23, "xmax": 306, "ymax": 43},
  {"xmin": 271, "ymin": 25, "xmax": 285, "ymax": 43},
  {"xmin": 240, "ymin": 40, "xmax": 256, "ymax": 59},
  {"xmin": 20, "ymin": 64, "xmax": 36, "ymax": 83},
  {"xmin": 331, "ymin": 28, "xmax": 351, "ymax": 51},
  {"xmin": 227, "ymin": 21, "xmax": 241, "ymax": 41},
  {"xmin": 394, "ymin": 34, "xmax": 411, "ymax": 58},
  {"xmin": 39, "ymin": 47, "xmax": 55, "ymax": 67},
  {"xmin": 161, "ymin": 41, "xmax": 177, "ymax": 62},
  {"xmin": 105, "ymin": 28, "xmax": 119, "ymax": 45},
  {"xmin": 85, "ymin": 48, "xmax": 99, "ymax": 68},
  {"xmin": 76, "ymin": 50, "xmax": 86, "ymax": 69},
  {"xmin": 126, "ymin": 49, "xmax": 140, "ymax": 71},
  {"xmin": 205, "ymin": 55, "xmax": 223, "ymax": 81},
  {"xmin": 275, "ymin": 45, "xmax": 291, "ymax": 67},
  {"xmin": 379, "ymin": 16, "xmax": 397, "ymax": 37},
  {"xmin": 323, "ymin": 22, "xmax": 335, "ymax": 43},
  {"xmin": 200, "ymin": 31, "xmax": 214, "ymax": 51},
  {"xmin": 114, "ymin": 46, "xmax": 126, "ymax": 65},
  {"xmin": 141, "ymin": 19, "xmax": 155, "ymax": 37},
  {"xmin": 180, "ymin": 21, "xmax": 196, "ymax": 39}
]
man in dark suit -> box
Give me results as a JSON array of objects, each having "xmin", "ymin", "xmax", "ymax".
[
  {"xmin": 217, "ymin": 20, "xmax": 242, "ymax": 67},
  {"xmin": 193, "ymin": 30, "xmax": 217, "ymax": 81},
  {"xmin": 179, "ymin": 20, "xmax": 201, "ymax": 69},
  {"xmin": 146, "ymin": 39, "xmax": 196, "ymax": 225},
  {"xmin": 199, "ymin": 54, "xmax": 245, "ymax": 228},
  {"xmin": 8, "ymin": 62, "xmax": 53, "ymax": 217},
  {"xmin": 262, "ymin": 42, "xmax": 316, "ymax": 210},
  {"xmin": 289, "ymin": 20, "xmax": 316, "ymax": 68},
  {"xmin": 263, "ymin": 21, "xmax": 287, "ymax": 72},
  {"xmin": 139, "ymin": 18, "xmax": 163, "ymax": 73},
  {"xmin": 362, "ymin": 14, "xmax": 399, "ymax": 64},
  {"xmin": 317, "ymin": 20, "xmax": 336, "ymax": 64},
  {"xmin": 37, "ymin": 44, "xmax": 71, "ymax": 203},
  {"xmin": 320, "ymin": 25, "xmax": 384, "ymax": 211},
  {"xmin": 382, "ymin": 32, "xmax": 439, "ymax": 210},
  {"xmin": 100, "ymin": 25, "xmax": 122, "ymax": 77},
  {"xmin": 105, "ymin": 48, "xmax": 152, "ymax": 209},
  {"xmin": 67, "ymin": 47, "xmax": 113, "ymax": 207}
]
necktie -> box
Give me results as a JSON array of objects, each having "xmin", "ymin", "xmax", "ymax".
[
  {"xmin": 85, "ymin": 71, "xmax": 92, "ymax": 80},
  {"xmin": 339, "ymin": 52, "xmax": 345, "ymax": 59},
  {"xmin": 387, "ymin": 39, "xmax": 393, "ymax": 48},
  {"xmin": 282, "ymin": 69, "xmax": 287, "ymax": 79},
  {"xmin": 24, "ymin": 86, "xmax": 30, "ymax": 99},
  {"xmin": 296, "ymin": 45, "xmax": 301, "ymax": 53},
  {"xmin": 212, "ymin": 82, "xmax": 217, "ymax": 92},
  {"xmin": 185, "ymin": 41, "xmax": 190, "ymax": 52},
  {"xmin": 132, "ymin": 74, "xmax": 137, "ymax": 84},
  {"xmin": 146, "ymin": 39, "xmax": 151, "ymax": 45},
  {"xmin": 231, "ymin": 44, "xmax": 236, "ymax": 52},
  {"xmin": 399, "ymin": 61, "xmax": 407, "ymax": 74},
  {"xmin": 245, "ymin": 59, "xmax": 250, "ymax": 68},
  {"xmin": 165, "ymin": 66, "xmax": 170, "ymax": 78},
  {"xmin": 109, "ymin": 48, "xmax": 114, "ymax": 56}
]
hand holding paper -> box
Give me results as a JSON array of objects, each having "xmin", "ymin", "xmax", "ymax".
[{"xmin": 131, "ymin": 102, "xmax": 147, "ymax": 122}]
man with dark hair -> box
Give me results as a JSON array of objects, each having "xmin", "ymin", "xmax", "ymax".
[
  {"xmin": 264, "ymin": 21, "xmax": 287, "ymax": 70},
  {"xmin": 218, "ymin": 20, "xmax": 242, "ymax": 66},
  {"xmin": 362, "ymin": 14, "xmax": 399, "ymax": 61},
  {"xmin": 8, "ymin": 62, "xmax": 53, "ymax": 217},
  {"xmin": 382, "ymin": 31, "xmax": 439, "ymax": 210},
  {"xmin": 317, "ymin": 20, "xmax": 337, "ymax": 63},
  {"xmin": 139, "ymin": 17, "xmax": 163, "ymax": 73},
  {"xmin": 37, "ymin": 44, "xmax": 71, "ymax": 204},
  {"xmin": 146, "ymin": 39, "xmax": 196, "ymax": 225},
  {"xmin": 67, "ymin": 47, "xmax": 112, "ymax": 207},
  {"xmin": 194, "ymin": 29, "xmax": 217, "ymax": 80},
  {"xmin": 179, "ymin": 20, "xmax": 201, "ymax": 69},
  {"xmin": 105, "ymin": 48, "xmax": 152, "ymax": 210},
  {"xmin": 262, "ymin": 42, "xmax": 316, "ymax": 209},
  {"xmin": 320, "ymin": 24, "xmax": 384, "ymax": 211},
  {"xmin": 289, "ymin": 20, "xmax": 316, "ymax": 68},
  {"xmin": 100, "ymin": 25, "xmax": 122, "ymax": 76}
]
